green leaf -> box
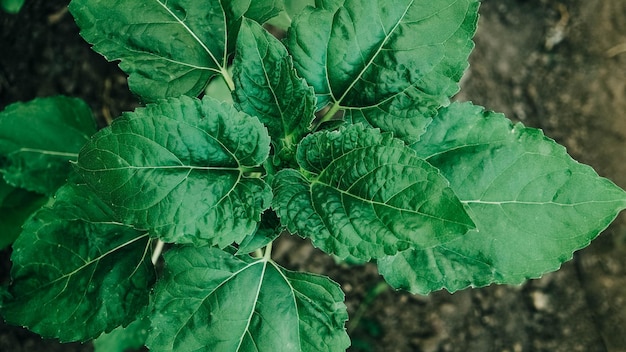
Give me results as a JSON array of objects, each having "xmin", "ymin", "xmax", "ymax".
[
  {"xmin": 74, "ymin": 96, "xmax": 272, "ymax": 247},
  {"xmin": 0, "ymin": 183, "xmax": 155, "ymax": 342},
  {"xmin": 1, "ymin": 0, "xmax": 24, "ymax": 13},
  {"xmin": 378, "ymin": 102, "xmax": 626, "ymax": 294},
  {"xmin": 93, "ymin": 316, "xmax": 150, "ymax": 352},
  {"xmin": 233, "ymin": 18, "xmax": 315, "ymax": 164},
  {"xmin": 0, "ymin": 178, "xmax": 48, "ymax": 249},
  {"xmin": 147, "ymin": 246, "xmax": 350, "ymax": 352},
  {"xmin": 287, "ymin": 0, "xmax": 479, "ymax": 141},
  {"xmin": 69, "ymin": 0, "xmax": 284, "ymax": 102},
  {"xmin": 272, "ymin": 124, "xmax": 474, "ymax": 260},
  {"xmin": 0, "ymin": 96, "xmax": 96, "ymax": 194}
]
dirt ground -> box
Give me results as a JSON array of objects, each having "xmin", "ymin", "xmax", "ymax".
[{"xmin": 1, "ymin": 0, "xmax": 625, "ymax": 351}]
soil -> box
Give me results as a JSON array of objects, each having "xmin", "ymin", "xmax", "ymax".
[{"xmin": 1, "ymin": 0, "xmax": 625, "ymax": 351}]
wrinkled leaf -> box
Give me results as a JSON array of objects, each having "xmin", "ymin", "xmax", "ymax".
[
  {"xmin": 288, "ymin": 0, "xmax": 479, "ymax": 141},
  {"xmin": 74, "ymin": 96, "xmax": 272, "ymax": 247},
  {"xmin": 272, "ymin": 124, "xmax": 474, "ymax": 260},
  {"xmin": 234, "ymin": 18, "xmax": 315, "ymax": 164},
  {"xmin": 0, "ymin": 183, "xmax": 155, "ymax": 342},
  {"xmin": 0, "ymin": 178, "xmax": 48, "ymax": 249},
  {"xmin": 0, "ymin": 96, "xmax": 96, "ymax": 194},
  {"xmin": 69, "ymin": 0, "xmax": 283, "ymax": 102},
  {"xmin": 147, "ymin": 246, "xmax": 350, "ymax": 352},
  {"xmin": 379, "ymin": 102, "xmax": 626, "ymax": 294}
]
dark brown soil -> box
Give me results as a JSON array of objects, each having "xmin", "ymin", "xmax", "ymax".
[{"xmin": 1, "ymin": 0, "xmax": 625, "ymax": 351}]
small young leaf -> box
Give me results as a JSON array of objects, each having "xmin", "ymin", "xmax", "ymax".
[
  {"xmin": 287, "ymin": 0, "xmax": 479, "ymax": 140},
  {"xmin": 233, "ymin": 18, "xmax": 316, "ymax": 164},
  {"xmin": 147, "ymin": 246, "xmax": 350, "ymax": 352},
  {"xmin": 0, "ymin": 96, "xmax": 96, "ymax": 194},
  {"xmin": 74, "ymin": 96, "xmax": 272, "ymax": 247},
  {"xmin": 272, "ymin": 124, "xmax": 474, "ymax": 260},
  {"xmin": 378, "ymin": 102, "xmax": 626, "ymax": 294},
  {"xmin": 69, "ymin": 0, "xmax": 284, "ymax": 102},
  {"xmin": 0, "ymin": 178, "xmax": 47, "ymax": 249},
  {"xmin": 0, "ymin": 183, "xmax": 155, "ymax": 342}
]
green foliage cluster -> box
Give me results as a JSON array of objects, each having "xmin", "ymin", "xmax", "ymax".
[{"xmin": 1, "ymin": 0, "xmax": 625, "ymax": 351}]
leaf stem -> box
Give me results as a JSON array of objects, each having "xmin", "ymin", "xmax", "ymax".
[
  {"xmin": 220, "ymin": 66, "xmax": 235, "ymax": 92},
  {"xmin": 263, "ymin": 241, "xmax": 273, "ymax": 261},
  {"xmin": 151, "ymin": 239, "xmax": 165, "ymax": 265},
  {"xmin": 315, "ymin": 103, "xmax": 342, "ymax": 130}
]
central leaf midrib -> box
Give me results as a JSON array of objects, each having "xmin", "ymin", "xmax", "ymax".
[
  {"xmin": 332, "ymin": 0, "xmax": 415, "ymax": 107},
  {"xmin": 90, "ymin": 165, "xmax": 241, "ymax": 171},
  {"xmin": 153, "ymin": 0, "xmax": 225, "ymax": 71},
  {"xmin": 310, "ymin": 181, "xmax": 470, "ymax": 227},
  {"xmin": 25, "ymin": 232, "xmax": 150, "ymax": 296}
]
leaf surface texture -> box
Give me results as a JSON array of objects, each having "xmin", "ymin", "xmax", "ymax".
[
  {"xmin": 378, "ymin": 102, "xmax": 626, "ymax": 294},
  {"xmin": 75, "ymin": 96, "xmax": 272, "ymax": 247},
  {"xmin": 69, "ymin": 0, "xmax": 284, "ymax": 101},
  {"xmin": 147, "ymin": 246, "xmax": 350, "ymax": 352},
  {"xmin": 0, "ymin": 184, "xmax": 155, "ymax": 342},
  {"xmin": 273, "ymin": 124, "xmax": 474, "ymax": 260},
  {"xmin": 0, "ymin": 96, "xmax": 95, "ymax": 194},
  {"xmin": 288, "ymin": 0, "xmax": 479, "ymax": 141}
]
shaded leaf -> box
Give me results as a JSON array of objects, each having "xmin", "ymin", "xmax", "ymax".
[
  {"xmin": 378, "ymin": 102, "xmax": 626, "ymax": 294},
  {"xmin": 0, "ymin": 0, "xmax": 24, "ymax": 13},
  {"xmin": 234, "ymin": 18, "xmax": 315, "ymax": 164},
  {"xmin": 287, "ymin": 0, "xmax": 479, "ymax": 141},
  {"xmin": 0, "ymin": 178, "xmax": 47, "ymax": 249},
  {"xmin": 0, "ymin": 96, "xmax": 95, "ymax": 194},
  {"xmin": 147, "ymin": 246, "xmax": 350, "ymax": 352},
  {"xmin": 0, "ymin": 183, "xmax": 155, "ymax": 342},
  {"xmin": 74, "ymin": 96, "xmax": 272, "ymax": 247},
  {"xmin": 69, "ymin": 0, "xmax": 284, "ymax": 102},
  {"xmin": 272, "ymin": 124, "xmax": 474, "ymax": 260}
]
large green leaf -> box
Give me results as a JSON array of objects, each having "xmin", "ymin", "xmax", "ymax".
[
  {"xmin": 378, "ymin": 102, "xmax": 626, "ymax": 294},
  {"xmin": 233, "ymin": 18, "xmax": 315, "ymax": 164},
  {"xmin": 0, "ymin": 96, "xmax": 96, "ymax": 194},
  {"xmin": 287, "ymin": 0, "xmax": 479, "ymax": 141},
  {"xmin": 68, "ymin": 0, "xmax": 284, "ymax": 102},
  {"xmin": 272, "ymin": 124, "xmax": 474, "ymax": 260},
  {"xmin": 0, "ymin": 183, "xmax": 155, "ymax": 342},
  {"xmin": 0, "ymin": 178, "xmax": 47, "ymax": 249},
  {"xmin": 74, "ymin": 96, "xmax": 272, "ymax": 247},
  {"xmin": 147, "ymin": 246, "xmax": 350, "ymax": 352}
]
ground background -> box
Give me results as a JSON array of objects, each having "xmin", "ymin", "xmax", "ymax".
[{"xmin": 1, "ymin": 0, "xmax": 625, "ymax": 351}]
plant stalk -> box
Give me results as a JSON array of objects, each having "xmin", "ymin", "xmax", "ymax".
[
  {"xmin": 151, "ymin": 239, "xmax": 165, "ymax": 265},
  {"xmin": 315, "ymin": 103, "xmax": 342, "ymax": 130},
  {"xmin": 221, "ymin": 66, "xmax": 236, "ymax": 92},
  {"xmin": 263, "ymin": 241, "xmax": 274, "ymax": 261}
]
